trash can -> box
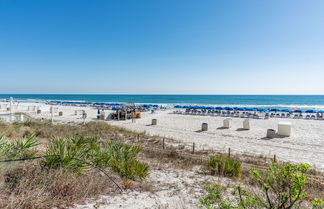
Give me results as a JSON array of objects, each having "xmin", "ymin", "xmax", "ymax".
[
  {"xmin": 152, "ymin": 119, "xmax": 157, "ymax": 125},
  {"xmin": 243, "ymin": 119, "xmax": 251, "ymax": 130},
  {"xmin": 223, "ymin": 118, "xmax": 232, "ymax": 129},
  {"xmin": 267, "ymin": 129, "xmax": 276, "ymax": 138},
  {"xmin": 201, "ymin": 123, "xmax": 208, "ymax": 131},
  {"xmin": 37, "ymin": 109, "xmax": 41, "ymax": 114},
  {"xmin": 278, "ymin": 121, "xmax": 292, "ymax": 137},
  {"xmin": 59, "ymin": 111, "xmax": 63, "ymax": 116}
]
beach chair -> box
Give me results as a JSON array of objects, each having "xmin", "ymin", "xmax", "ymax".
[
  {"xmin": 253, "ymin": 114, "xmax": 260, "ymax": 119},
  {"xmin": 281, "ymin": 113, "xmax": 286, "ymax": 118},
  {"xmin": 311, "ymin": 115, "xmax": 316, "ymax": 120},
  {"xmin": 264, "ymin": 113, "xmax": 269, "ymax": 119},
  {"xmin": 306, "ymin": 115, "xmax": 310, "ymax": 119},
  {"xmin": 293, "ymin": 114, "xmax": 299, "ymax": 119}
]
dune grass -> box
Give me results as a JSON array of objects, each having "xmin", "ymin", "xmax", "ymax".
[{"xmin": 0, "ymin": 121, "xmax": 149, "ymax": 209}]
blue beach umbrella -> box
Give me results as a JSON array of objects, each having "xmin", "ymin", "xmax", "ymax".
[
  {"xmin": 215, "ymin": 107, "xmax": 224, "ymax": 110},
  {"xmin": 237, "ymin": 107, "xmax": 244, "ymax": 111},
  {"xmin": 258, "ymin": 108, "xmax": 268, "ymax": 112},
  {"xmin": 224, "ymin": 107, "xmax": 234, "ymax": 111},
  {"xmin": 270, "ymin": 108, "xmax": 280, "ymax": 112},
  {"xmin": 280, "ymin": 109, "xmax": 291, "ymax": 112},
  {"xmin": 294, "ymin": 109, "xmax": 304, "ymax": 113},
  {"xmin": 318, "ymin": 110, "xmax": 324, "ymax": 113},
  {"xmin": 244, "ymin": 108, "xmax": 254, "ymax": 111},
  {"xmin": 305, "ymin": 109, "xmax": 316, "ymax": 113}
]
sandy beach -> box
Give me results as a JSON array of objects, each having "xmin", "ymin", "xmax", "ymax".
[{"xmin": 1, "ymin": 102, "xmax": 324, "ymax": 172}]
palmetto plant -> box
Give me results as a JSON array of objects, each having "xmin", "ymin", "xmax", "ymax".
[
  {"xmin": 43, "ymin": 136, "xmax": 149, "ymax": 180},
  {"xmin": 43, "ymin": 137, "xmax": 95, "ymax": 172},
  {"xmin": 105, "ymin": 141, "xmax": 149, "ymax": 180},
  {"xmin": 205, "ymin": 155, "xmax": 242, "ymax": 178},
  {"xmin": 0, "ymin": 134, "xmax": 39, "ymax": 159}
]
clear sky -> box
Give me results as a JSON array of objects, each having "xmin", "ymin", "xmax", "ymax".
[{"xmin": 0, "ymin": 0, "xmax": 323, "ymax": 94}]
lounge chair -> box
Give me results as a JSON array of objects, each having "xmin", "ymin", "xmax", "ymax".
[{"xmin": 264, "ymin": 113, "xmax": 269, "ymax": 119}]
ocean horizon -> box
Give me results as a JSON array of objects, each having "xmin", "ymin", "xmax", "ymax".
[{"xmin": 1, "ymin": 94, "xmax": 324, "ymax": 109}]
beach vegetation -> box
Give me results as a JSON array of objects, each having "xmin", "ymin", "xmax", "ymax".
[
  {"xmin": 205, "ymin": 155, "xmax": 242, "ymax": 178},
  {"xmin": 200, "ymin": 163, "xmax": 319, "ymax": 209},
  {"xmin": 43, "ymin": 136, "xmax": 149, "ymax": 180}
]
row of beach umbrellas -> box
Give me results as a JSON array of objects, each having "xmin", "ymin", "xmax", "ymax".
[
  {"xmin": 49, "ymin": 101, "xmax": 159, "ymax": 108},
  {"xmin": 174, "ymin": 105, "xmax": 324, "ymax": 113}
]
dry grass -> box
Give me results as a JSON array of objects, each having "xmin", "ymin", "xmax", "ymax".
[
  {"xmin": 0, "ymin": 162, "xmax": 118, "ymax": 209},
  {"xmin": 0, "ymin": 121, "xmax": 137, "ymax": 140}
]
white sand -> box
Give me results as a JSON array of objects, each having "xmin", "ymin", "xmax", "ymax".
[
  {"xmin": 108, "ymin": 111, "xmax": 324, "ymax": 171},
  {"xmin": 74, "ymin": 164, "xmax": 232, "ymax": 209},
  {"xmin": 2, "ymin": 102, "xmax": 324, "ymax": 171}
]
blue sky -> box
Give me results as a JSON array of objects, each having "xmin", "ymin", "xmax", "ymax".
[{"xmin": 0, "ymin": 0, "xmax": 323, "ymax": 94}]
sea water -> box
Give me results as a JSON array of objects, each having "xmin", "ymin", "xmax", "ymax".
[{"xmin": 1, "ymin": 94, "xmax": 324, "ymax": 109}]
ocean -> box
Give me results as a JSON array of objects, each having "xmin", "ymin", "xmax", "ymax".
[{"xmin": 1, "ymin": 94, "xmax": 324, "ymax": 109}]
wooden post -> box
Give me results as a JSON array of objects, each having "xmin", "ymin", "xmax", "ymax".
[
  {"xmin": 162, "ymin": 138, "xmax": 165, "ymax": 149},
  {"xmin": 137, "ymin": 134, "xmax": 140, "ymax": 143},
  {"xmin": 192, "ymin": 142, "xmax": 195, "ymax": 154},
  {"xmin": 273, "ymin": 154, "xmax": 276, "ymax": 163},
  {"xmin": 228, "ymin": 148, "xmax": 231, "ymax": 159}
]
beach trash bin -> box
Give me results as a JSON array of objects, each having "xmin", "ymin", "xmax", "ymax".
[
  {"xmin": 243, "ymin": 119, "xmax": 251, "ymax": 130},
  {"xmin": 59, "ymin": 111, "xmax": 63, "ymax": 116},
  {"xmin": 201, "ymin": 123, "xmax": 208, "ymax": 131},
  {"xmin": 267, "ymin": 129, "xmax": 276, "ymax": 138},
  {"xmin": 223, "ymin": 118, "xmax": 232, "ymax": 129},
  {"xmin": 152, "ymin": 119, "xmax": 157, "ymax": 125},
  {"xmin": 278, "ymin": 121, "xmax": 292, "ymax": 137},
  {"xmin": 37, "ymin": 109, "xmax": 41, "ymax": 114}
]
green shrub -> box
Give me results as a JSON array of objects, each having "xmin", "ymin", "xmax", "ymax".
[
  {"xmin": 42, "ymin": 136, "xmax": 149, "ymax": 180},
  {"xmin": 105, "ymin": 141, "xmax": 149, "ymax": 180},
  {"xmin": 0, "ymin": 135, "xmax": 39, "ymax": 159},
  {"xmin": 312, "ymin": 198, "xmax": 324, "ymax": 209},
  {"xmin": 205, "ymin": 155, "xmax": 241, "ymax": 177},
  {"xmin": 42, "ymin": 137, "xmax": 95, "ymax": 172},
  {"xmin": 200, "ymin": 163, "xmax": 319, "ymax": 209}
]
